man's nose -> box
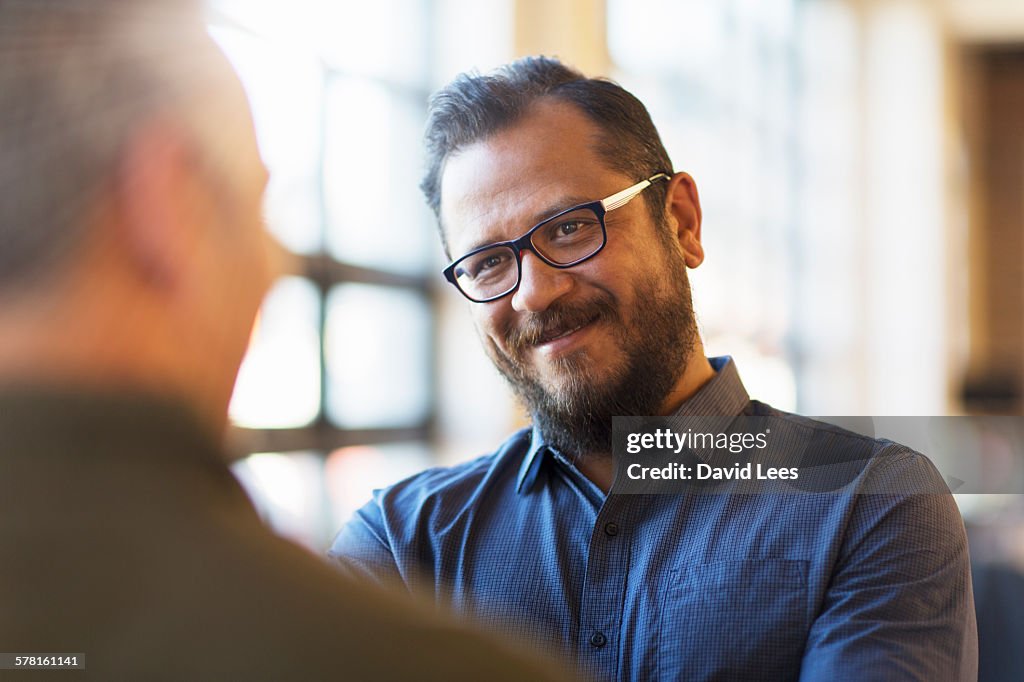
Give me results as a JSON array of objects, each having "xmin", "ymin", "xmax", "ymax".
[{"xmin": 510, "ymin": 250, "xmax": 574, "ymax": 313}]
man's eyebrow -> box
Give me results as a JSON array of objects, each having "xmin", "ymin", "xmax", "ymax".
[
  {"xmin": 460, "ymin": 195, "xmax": 594, "ymax": 255},
  {"xmin": 528, "ymin": 196, "xmax": 592, "ymax": 226}
]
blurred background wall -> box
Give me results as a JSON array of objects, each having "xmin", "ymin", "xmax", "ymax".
[{"xmin": 207, "ymin": 2, "xmax": 1023, "ymax": 656}]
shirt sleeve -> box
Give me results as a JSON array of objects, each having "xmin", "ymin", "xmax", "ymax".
[
  {"xmin": 799, "ymin": 449, "xmax": 978, "ymax": 681},
  {"xmin": 327, "ymin": 496, "xmax": 405, "ymax": 588}
]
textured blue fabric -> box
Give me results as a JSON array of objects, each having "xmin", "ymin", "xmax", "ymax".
[{"xmin": 330, "ymin": 358, "xmax": 978, "ymax": 681}]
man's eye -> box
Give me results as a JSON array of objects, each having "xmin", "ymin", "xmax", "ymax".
[
  {"xmin": 479, "ymin": 254, "xmax": 504, "ymax": 271},
  {"xmin": 468, "ymin": 252, "xmax": 508, "ymax": 279},
  {"xmin": 558, "ymin": 221, "xmax": 582, "ymax": 235}
]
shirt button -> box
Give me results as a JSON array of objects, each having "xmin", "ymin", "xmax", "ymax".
[
  {"xmin": 589, "ymin": 632, "xmax": 607, "ymax": 648},
  {"xmin": 604, "ymin": 522, "xmax": 619, "ymax": 537}
]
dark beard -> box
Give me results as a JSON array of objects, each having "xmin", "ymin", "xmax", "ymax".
[{"xmin": 487, "ymin": 247, "xmax": 698, "ymax": 460}]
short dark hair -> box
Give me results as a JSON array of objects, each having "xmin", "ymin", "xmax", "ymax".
[{"xmin": 420, "ymin": 56, "xmax": 674, "ymax": 254}]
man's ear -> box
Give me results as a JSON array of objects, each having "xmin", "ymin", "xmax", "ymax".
[
  {"xmin": 665, "ymin": 172, "xmax": 704, "ymax": 268},
  {"xmin": 111, "ymin": 121, "xmax": 206, "ymax": 291}
]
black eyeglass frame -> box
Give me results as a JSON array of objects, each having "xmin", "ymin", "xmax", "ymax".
[{"xmin": 442, "ymin": 173, "xmax": 671, "ymax": 303}]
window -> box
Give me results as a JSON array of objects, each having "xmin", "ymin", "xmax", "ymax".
[
  {"xmin": 607, "ymin": 0, "xmax": 799, "ymax": 411},
  {"xmin": 209, "ymin": 0, "xmax": 437, "ymax": 549}
]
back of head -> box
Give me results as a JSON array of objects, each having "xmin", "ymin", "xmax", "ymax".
[
  {"xmin": 421, "ymin": 55, "xmax": 674, "ymax": 253},
  {"xmin": 0, "ymin": 0, "xmax": 211, "ymax": 289}
]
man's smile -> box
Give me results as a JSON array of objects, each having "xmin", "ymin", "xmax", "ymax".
[
  {"xmin": 535, "ymin": 311, "xmax": 600, "ymax": 344},
  {"xmin": 502, "ymin": 297, "xmax": 617, "ymax": 364},
  {"xmin": 533, "ymin": 314, "xmax": 602, "ymax": 358}
]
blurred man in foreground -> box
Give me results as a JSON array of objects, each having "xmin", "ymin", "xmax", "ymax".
[
  {"xmin": 331, "ymin": 56, "xmax": 978, "ymax": 680},
  {"xmin": 0, "ymin": 3, "xmax": 567, "ymax": 679}
]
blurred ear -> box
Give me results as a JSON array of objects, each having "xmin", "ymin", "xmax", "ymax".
[
  {"xmin": 111, "ymin": 120, "xmax": 209, "ymax": 291},
  {"xmin": 665, "ymin": 172, "xmax": 704, "ymax": 268}
]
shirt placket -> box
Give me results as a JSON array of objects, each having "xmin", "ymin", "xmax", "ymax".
[{"xmin": 576, "ymin": 493, "xmax": 634, "ymax": 682}]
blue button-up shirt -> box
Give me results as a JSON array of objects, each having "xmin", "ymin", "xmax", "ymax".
[{"xmin": 330, "ymin": 357, "xmax": 977, "ymax": 681}]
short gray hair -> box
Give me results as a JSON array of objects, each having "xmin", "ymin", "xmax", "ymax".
[{"xmin": 0, "ymin": 0, "xmax": 217, "ymax": 287}]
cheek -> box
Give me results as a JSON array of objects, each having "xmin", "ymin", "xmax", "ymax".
[
  {"xmin": 235, "ymin": 189, "xmax": 274, "ymax": 272},
  {"xmin": 575, "ymin": 255, "xmax": 634, "ymax": 308},
  {"xmin": 602, "ymin": 237, "xmax": 666, "ymax": 296},
  {"xmin": 209, "ymin": 211, "xmax": 272, "ymax": 324},
  {"xmin": 471, "ymin": 304, "xmax": 517, "ymax": 356},
  {"xmin": 471, "ymin": 306, "xmax": 502, "ymax": 341},
  {"xmin": 248, "ymin": 220, "xmax": 276, "ymax": 293}
]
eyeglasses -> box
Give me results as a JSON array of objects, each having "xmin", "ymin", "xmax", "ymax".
[{"xmin": 443, "ymin": 173, "xmax": 671, "ymax": 303}]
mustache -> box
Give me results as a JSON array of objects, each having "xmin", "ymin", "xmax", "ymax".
[{"xmin": 502, "ymin": 294, "xmax": 619, "ymax": 355}]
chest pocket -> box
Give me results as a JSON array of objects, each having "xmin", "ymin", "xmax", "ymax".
[{"xmin": 657, "ymin": 559, "xmax": 809, "ymax": 681}]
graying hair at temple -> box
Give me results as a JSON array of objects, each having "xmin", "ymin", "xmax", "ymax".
[
  {"xmin": 420, "ymin": 55, "xmax": 675, "ymax": 256},
  {"xmin": 0, "ymin": 0, "xmax": 222, "ymax": 287}
]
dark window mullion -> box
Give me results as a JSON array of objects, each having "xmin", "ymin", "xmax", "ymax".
[{"xmin": 229, "ymin": 423, "xmax": 431, "ymax": 461}]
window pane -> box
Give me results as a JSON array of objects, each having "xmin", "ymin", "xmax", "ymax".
[
  {"xmin": 609, "ymin": 0, "xmax": 798, "ymax": 407},
  {"xmin": 608, "ymin": 0, "xmax": 726, "ymax": 75},
  {"xmin": 213, "ymin": 0, "xmax": 429, "ymax": 89},
  {"xmin": 231, "ymin": 451, "xmax": 330, "ymax": 550},
  {"xmin": 323, "ymin": 78, "xmax": 433, "ymax": 274},
  {"xmin": 325, "ymin": 443, "xmax": 432, "ymax": 529},
  {"xmin": 324, "ymin": 284, "xmax": 431, "ymax": 428},
  {"xmin": 230, "ymin": 277, "xmax": 322, "ymax": 428},
  {"xmin": 210, "ymin": 25, "xmax": 324, "ymax": 255},
  {"xmin": 314, "ymin": 0, "xmax": 429, "ymax": 87}
]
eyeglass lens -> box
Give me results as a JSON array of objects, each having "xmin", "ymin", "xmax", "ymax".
[{"xmin": 453, "ymin": 205, "xmax": 604, "ymax": 301}]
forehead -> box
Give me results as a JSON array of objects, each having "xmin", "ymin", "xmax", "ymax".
[{"xmin": 439, "ymin": 100, "xmax": 623, "ymax": 255}]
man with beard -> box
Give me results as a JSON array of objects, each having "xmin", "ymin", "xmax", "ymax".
[{"xmin": 330, "ymin": 57, "xmax": 976, "ymax": 681}]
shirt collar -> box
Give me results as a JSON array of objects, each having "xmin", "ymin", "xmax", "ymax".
[
  {"xmin": 670, "ymin": 355, "xmax": 750, "ymax": 418},
  {"xmin": 516, "ymin": 425, "xmax": 550, "ymax": 494},
  {"xmin": 516, "ymin": 356, "xmax": 750, "ymax": 494}
]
